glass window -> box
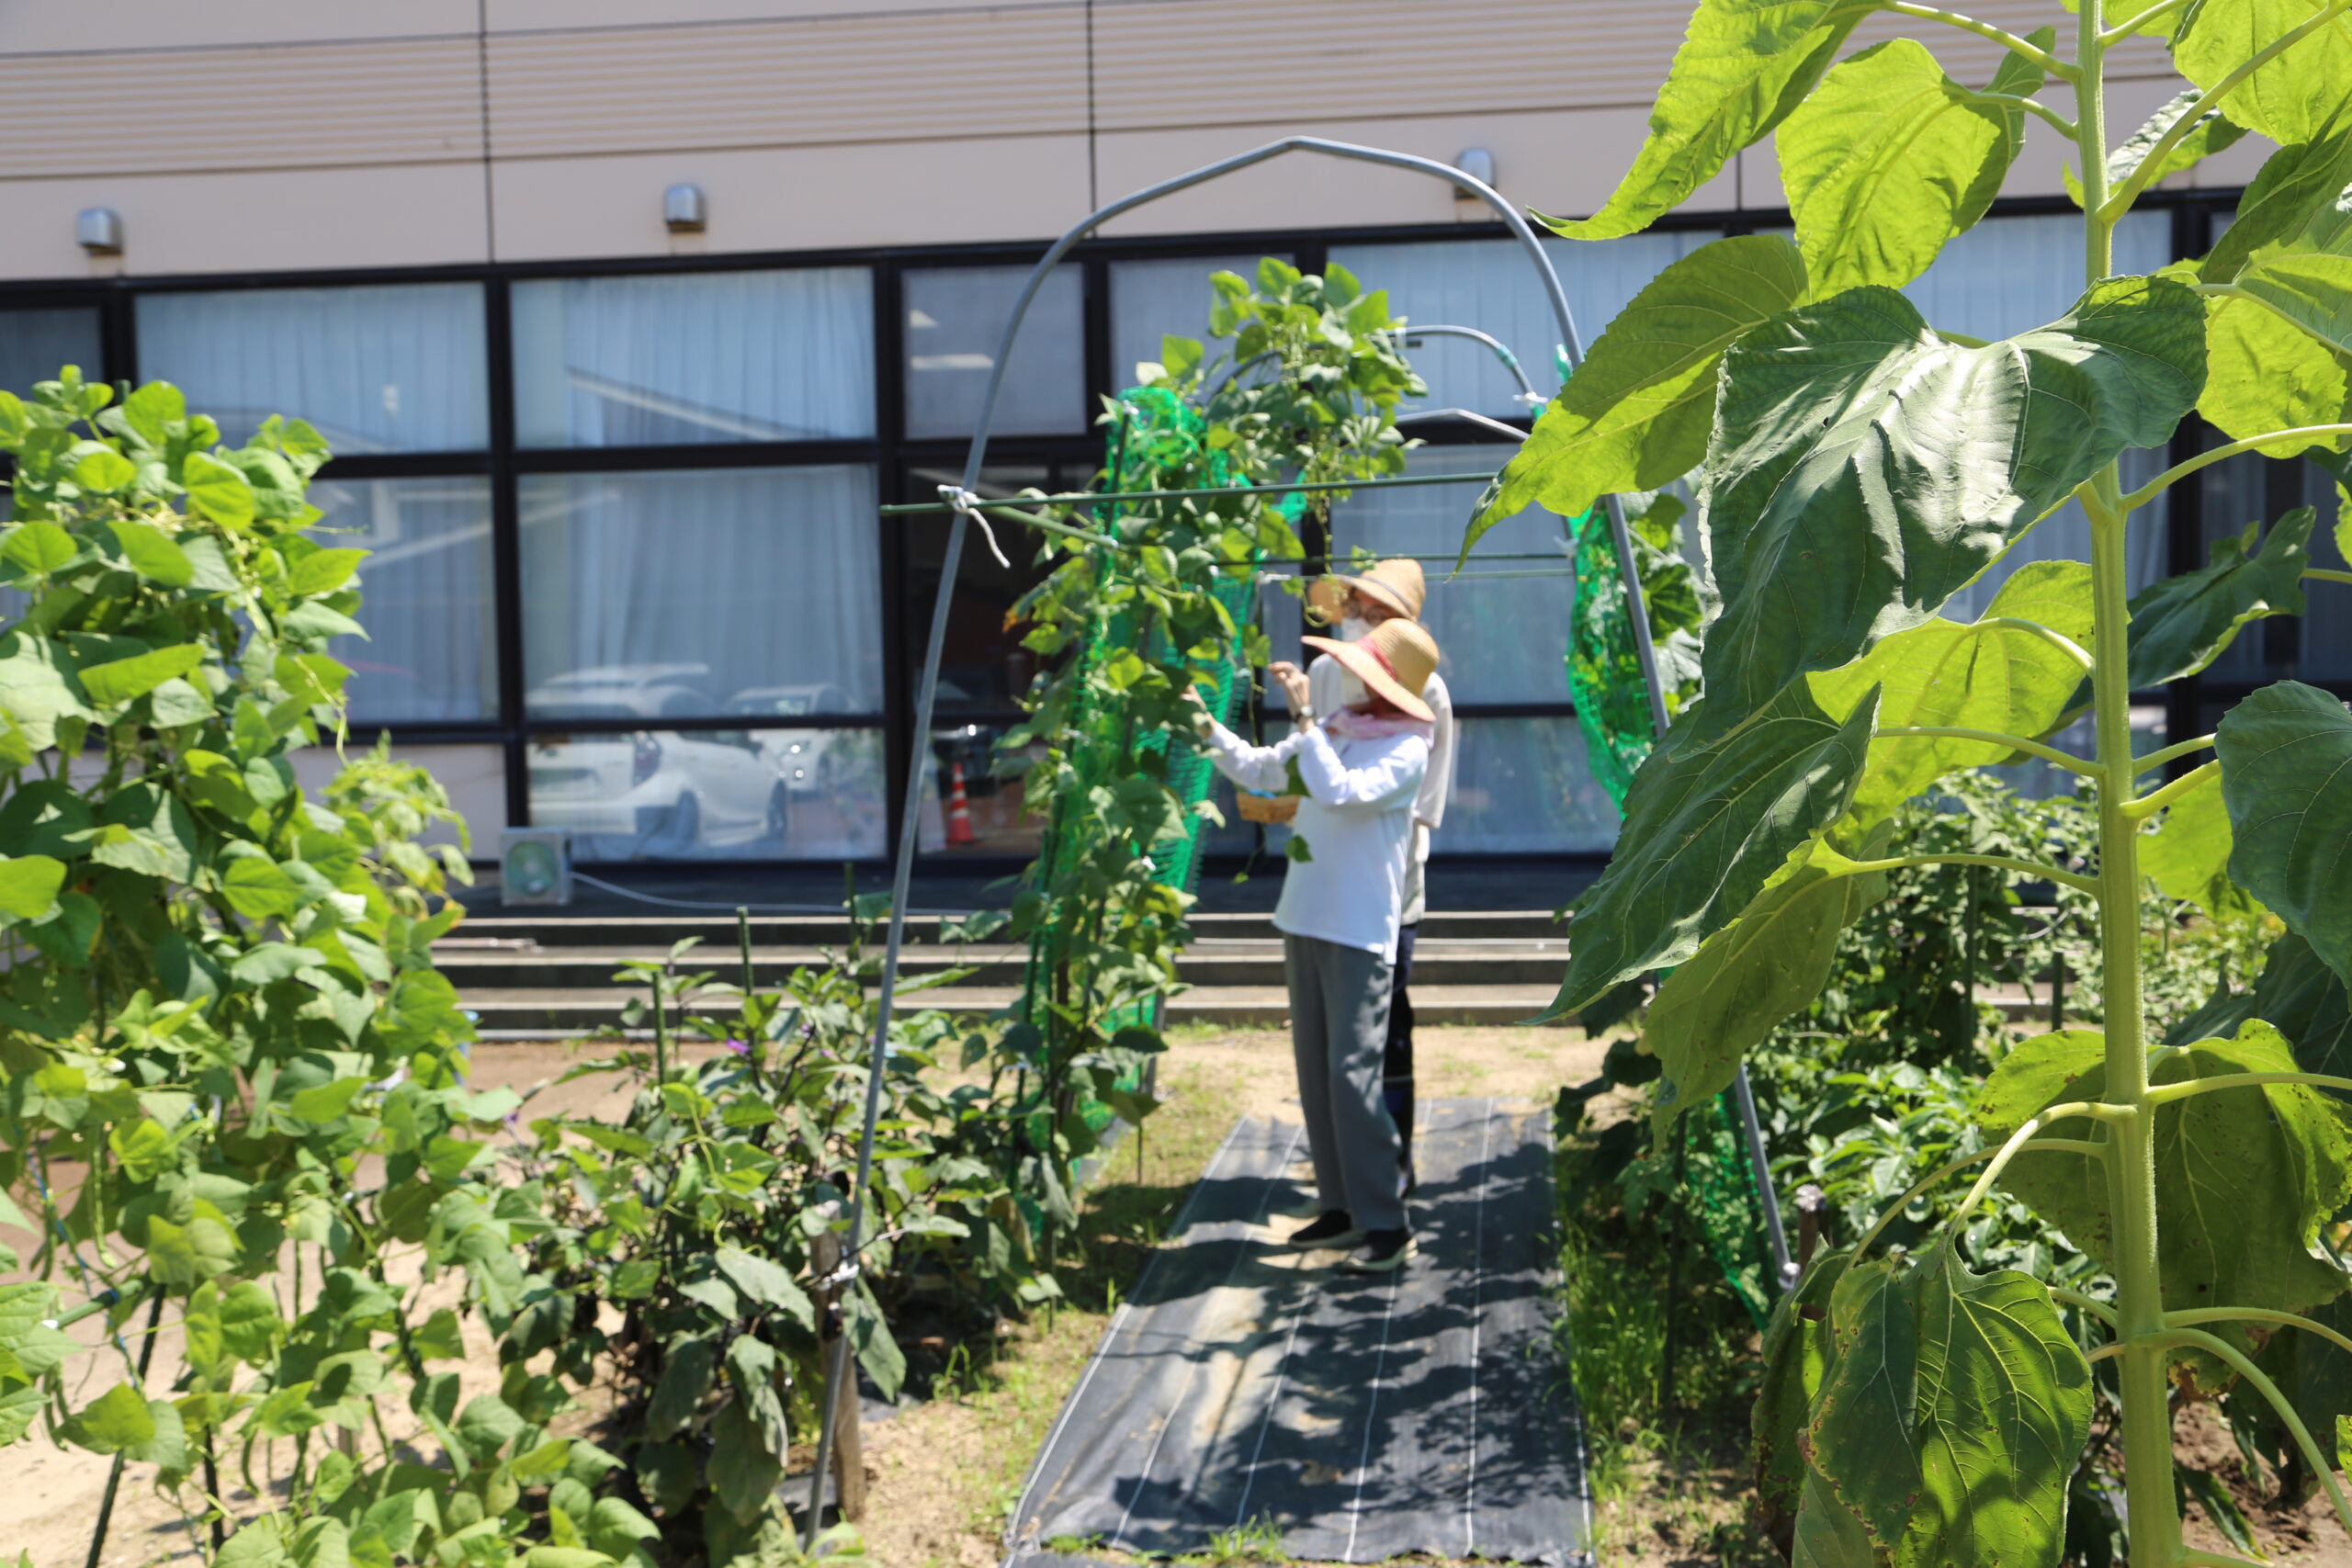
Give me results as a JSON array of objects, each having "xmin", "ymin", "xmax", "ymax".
[
  {"xmin": 136, "ymin": 283, "xmax": 488, "ymax": 453},
  {"xmin": 1108, "ymin": 254, "xmax": 1289, "ymax": 392},
  {"xmin": 900, "ymin": 461, "xmax": 1081, "ymax": 716},
  {"xmin": 513, "ymin": 268, "xmax": 875, "ymax": 446},
  {"xmin": 310, "ymin": 476, "xmax": 499, "ymax": 723},
  {"xmin": 1442, "ymin": 717, "xmax": 1621, "ymax": 853},
  {"xmin": 518, "ymin": 466, "xmax": 883, "ymax": 722},
  {"xmin": 291, "ymin": 742, "xmax": 505, "ymax": 852},
  {"xmin": 0, "ymin": 307, "xmax": 102, "ymax": 396},
  {"xmin": 1324, "ymin": 446, "xmax": 1572, "ymax": 705},
  {"xmin": 1903, "ymin": 209, "xmax": 2172, "ymax": 341},
  {"xmin": 529, "ymin": 727, "xmax": 886, "ymax": 863},
  {"xmin": 903, "ymin": 265, "xmax": 1084, "ymax": 439},
  {"xmin": 1329, "ymin": 232, "xmax": 1721, "ymax": 418},
  {"xmin": 916, "ymin": 732, "xmax": 1045, "ymax": 858}
]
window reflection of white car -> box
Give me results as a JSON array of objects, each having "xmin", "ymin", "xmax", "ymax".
[
  {"xmin": 526, "ymin": 664, "xmax": 790, "ymax": 853},
  {"xmin": 727, "ymin": 684, "xmax": 860, "ymax": 798}
]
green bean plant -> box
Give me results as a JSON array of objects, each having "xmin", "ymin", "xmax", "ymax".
[
  {"xmin": 1485, "ymin": 3, "xmax": 2352, "ymax": 1561},
  {"xmin": 0, "ymin": 371, "xmax": 605, "ymax": 1568},
  {"xmin": 989, "ymin": 258, "xmax": 1419, "ymax": 1279}
]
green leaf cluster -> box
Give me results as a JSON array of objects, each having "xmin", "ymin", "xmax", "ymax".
[{"xmin": 1498, "ymin": 2, "xmax": 2352, "ymax": 1561}]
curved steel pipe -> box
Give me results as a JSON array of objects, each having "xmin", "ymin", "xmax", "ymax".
[{"xmin": 816, "ymin": 136, "xmax": 1762, "ymax": 1546}]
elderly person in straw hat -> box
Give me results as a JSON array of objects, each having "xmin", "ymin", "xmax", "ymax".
[
  {"xmin": 1185, "ymin": 616, "xmax": 1442, "ymax": 1274},
  {"xmin": 1306, "ymin": 559, "xmax": 1455, "ymax": 1200}
]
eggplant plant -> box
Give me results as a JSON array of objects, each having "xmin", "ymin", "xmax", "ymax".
[{"xmin": 1483, "ymin": 1, "xmax": 2352, "ymax": 1562}]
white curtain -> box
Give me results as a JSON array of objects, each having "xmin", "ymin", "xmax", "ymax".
[
  {"xmin": 308, "ymin": 476, "xmax": 498, "ymax": 723},
  {"xmin": 135, "ymin": 284, "xmax": 488, "ymax": 453},
  {"xmin": 903, "ymin": 265, "xmax": 1085, "ymax": 439},
  {"xmin": 512, "ymin": 268, "xmax": 875, "ymax": 446},
  {"xmin": 1444, "ymin": 717, "xmax": 1620, "ymax": 852},
  {"xmin": 1324, "ymin": 446, "xmax": 1574, "ymax": 705},
  {"xmin": 1330, "ymin": 231, "xmax": 1722, "ymax": 418},
  {"xmin": 0, "ymin": 307, "xmax": 101, "ymax": 396},
  {"xmin": 518, "ymin": 465, "xmax": 883, "ymax": 718}
]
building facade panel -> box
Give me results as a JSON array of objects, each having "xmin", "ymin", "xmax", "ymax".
[
  {"xmin": 0, "ymin": 35, "xmax": 484, "ymax": 179},
  {"xmin": 0, "ymin": 163, "xmax": 494, "ymax": 280},
  {"xmin": 484, "ymin": 136, "xmax": 1094, "ymax": 261},
  {"xmin": 481, "ymin": 9, "xmax": 1088, "ymax": 160}
]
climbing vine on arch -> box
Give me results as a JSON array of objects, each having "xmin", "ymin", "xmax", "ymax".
[{"xmin": 988, "ymin": 257, "xmax": 1420, "ymax": 1277}]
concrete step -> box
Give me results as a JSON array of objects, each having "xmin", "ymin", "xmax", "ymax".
[
  {"xmin": 443, "ymin": 908, "xmax": 1567, "ymax": 949},
  {"xmin": 432, "ymin": 939, "xmax": 1577, "ymax": 990},
  {"xmin": 459, "ymin": 981, "xmax": 1571, "ymax": 1037}
]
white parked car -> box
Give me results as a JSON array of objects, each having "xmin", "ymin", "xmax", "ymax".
[
  {"xmin": 526, "ymin": 664, "xmax": 790, "ymax": 854},
  {"xmin": 726, "ymin": 683, "xmax": 864, "ymax": 800}
]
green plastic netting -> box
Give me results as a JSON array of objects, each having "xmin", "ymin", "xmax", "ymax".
[
  {"xmin": 1017, "ymin": 386, "xmax": 1282, "ymax": 1136},
  {"xmin": 1566, "ymin": 502, "xmax": 1773, "ymax": 1326}
]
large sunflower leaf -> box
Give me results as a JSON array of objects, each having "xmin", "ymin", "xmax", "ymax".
[
  {"xmin": 2174, "ymin": 0, "xmax": 2352, "ymax": 145},
  {"xmin": 1777, "ymin": 39, "xmax": 2032, "ymax": 295},
  {"xmin": 2219, "ymin": 682, "xmax": 2352, "ymax": 985},
  {"xmin": 1464, "ymin": 236, "xmax": 1806, "ymax": 553},
  {"xmin": 2234, "ymin": 250, "xmax": 2352, "ymax": 357},
  {"xmin": 1543, "ymin": 0, "xmax": 1877, "ymax": 241},
  {"xmin": 1700, "ymin": 276, "xmax": 2204, "ymax": 734},
  {"xmin": 1804, "ymin": 1237, "xmax": 2092, "ymax": 1567},
  {"xmin": 2206, "ymin": 108, "xmax": 2352, "ymax": 282},
  {"xmin": 1645, "ymin": 843, "xmax": 1883, "ymax": 1133},
  {"xmin": 2139, "ymin": 766, "xmax": 2245, "ymax": 919},
  {"xmin": 2127, "ymin": 506, "xmax": 2314, "ymax": 688},
  {"xmin": 1754, "ymin": 1247, "xmax": 1849, "ymax": 1554},
  {"xmin": 1984, "ymin": 1020, "xmax": 2352, "ymax": 1343},
  {"xmin": 1807, "ymin": 560, "xmax": 2094, "ymax": 825},
  {"xmin": 2201, "ymin": 289, "xmax": 2352, "ymax": 455},
  {"xmin": 1549, "ymin": 676, "xmax": 1878, "ymax": 1018}
]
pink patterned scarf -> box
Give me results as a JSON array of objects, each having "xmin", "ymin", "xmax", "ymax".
[{"xmin": 1325, "ymin": 709, "xmax": 1434, "ymax": 742}]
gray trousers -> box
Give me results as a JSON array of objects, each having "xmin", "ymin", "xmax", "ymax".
[{"xmin": 1283, "ymin": 932, "xmax": 1407, "ymax": 1233}]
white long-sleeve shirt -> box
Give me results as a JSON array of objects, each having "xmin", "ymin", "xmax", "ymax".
[
  {"xmin": 1307, "ymin": 656, "xmax": 1455, "ymax": 923},
  {"xmin": 1201, "ymin": 717, "xmax": 1429, "ymax": 962}
]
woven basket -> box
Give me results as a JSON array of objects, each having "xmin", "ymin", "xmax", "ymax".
[{"xmin": 1236, "ymin": 791, "xmax": 1301, "ymax": 824}]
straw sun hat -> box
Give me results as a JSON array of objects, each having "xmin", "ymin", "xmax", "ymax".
[
  {"xmin": 1302, "ymin": 618, "xmax": 1440, "ymax": 723},
  {"xmin": 1306, "ymin": 558, "xmax": 1427, "ymax": 626}
]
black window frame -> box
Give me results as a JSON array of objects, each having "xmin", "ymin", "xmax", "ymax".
[{"xmin": 0, "ymin": 188, "xmax": 2261, "ymax": 875}]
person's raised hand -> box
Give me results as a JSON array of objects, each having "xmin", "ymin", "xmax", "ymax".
[
  {"xmin": 1269, "ymin": 660, "xmax": 1312, "ymax": 717},
  {"xmin": 1180, "ymin": 682, "xmax": 1213, "ymax": 733}
]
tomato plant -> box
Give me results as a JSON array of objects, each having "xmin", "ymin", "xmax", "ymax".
[{"xmin": 1489, "ymin": 2, "xmax": 2352, "ymax": 1561}]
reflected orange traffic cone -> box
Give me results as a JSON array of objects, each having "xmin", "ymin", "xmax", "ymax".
[{"xmin": 945, "ymin": 761, "xmax": 978, "ymax": 847}]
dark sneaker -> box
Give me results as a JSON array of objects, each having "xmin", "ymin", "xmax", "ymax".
[
  {"xmin": 1289, "ymin": 1211, "xmax": 1361, "ymax": 1249},
  {"xmin": 1340, "ymin": 1229, "xmax": 1418, "ymax": 1274}
]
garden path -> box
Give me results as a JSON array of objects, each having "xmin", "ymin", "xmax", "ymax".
[{"xmin": 1003, "ymin": 1100, "xmax": 1588, "ymax": 1566}]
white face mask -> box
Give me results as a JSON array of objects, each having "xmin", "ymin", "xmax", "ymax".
[
  {"xmin": 1337, "ymin": 615, "xmax": 1372, "ymax": 643},
  {"xmin": 1339, "ymin": 669, "xmax": 1369, "ymax": 708}
]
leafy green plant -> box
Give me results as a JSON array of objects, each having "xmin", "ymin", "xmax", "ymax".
[
  {"xmin": 990, "ymin": 258, "xmax": 1420, "ymax": 1280},
  {"xmin": 0, "ymin": 370, "xmax": 594, "ymax": 1568},
  {"xmin": 1492, "ymin": 3, "xmax": 2352, "ymax": 1561},
  {"xmin": 506, "ymin": 909, "xmax": 1037, "ymax": 1565}
]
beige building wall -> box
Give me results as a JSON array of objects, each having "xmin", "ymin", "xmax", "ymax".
[{"xmin": 0, "ymin": 0, "xmax": 2232, "ymax": 283}]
